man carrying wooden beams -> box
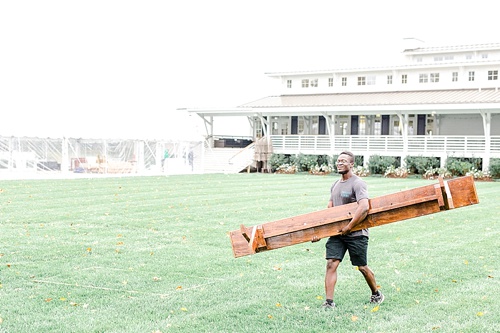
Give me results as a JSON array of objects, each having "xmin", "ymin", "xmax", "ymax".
[
  {"xmin": 312, "ymin": 151, "xmax": 384, "ymax": 308},
  {"xmin": 230, "ymin": 155, "xmax": 479, "ymax": 308}
]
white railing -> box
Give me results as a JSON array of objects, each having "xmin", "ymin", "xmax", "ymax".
[
  {"xmin": 227, "ymin": 142, "xmax": 255, "ymax": 172},
  {"xmin": 407, "ymin": 136, "xmax": 486, "ymax": 154},
  {"xmin": 270, "ymin": 135, "xmax": 331, "ymax": 154},
  {"xmin": 492, "ymin": 136, "xmax": 500, "ymax": 153},
  {"xmin": 270, "ymin": 135, "xmax": 500, "ymax": 157}
]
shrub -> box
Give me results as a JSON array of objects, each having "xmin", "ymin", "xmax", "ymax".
[
  {"xmin": 291, "ymin": 154, "xmax": 313, "ymax": 172},
  {"xmin": 368, "ymin": 155, "xmax": 400, "ymax": 175},
  {"xmin": 405, "ymin": 156, "xmax": 440, "ymax": 175},
  {"xmin": 275, "ymin": 163, "xmax": 297, "ymax": 174},
  {"xmin": 445, "ymin": 157, "xmax": 482, "ymax": 176},
  {"xmin": 316, "ymin": 155, "xmax": 331, "ymax": 168},
  {"xmin": 352, "ymin": 165, "xmax": 370, "ymax": 177},
  {"xmin": 309, "ymin": 164, "xmax": 334, "ymax": 175},
  {"xmin": 446, "ymin": 160, "xmax": 472, "ymax": 176},
  {"xmin": 384, "ymin": 166, "xmax": 410, "ymax": 178},
  {"xmin": 269, "ymin": 154, "xmax": 292, "ymax": 171},
  {"xmin": 489, "ymin": 159, "xmax": 500, "ymax": 178},
  {"xmin": 423, "ymin": 167, "xmax": 452, "ymax": 180},
  {"xmin": 466, "ymin": 167, "xmax": 492, "ymax": 180},
  {"xmin": 354, "ymin": 155, "xmax": 364, "ymax": 167},
  {"xmin": 269, "ymin": 154, "xmax": 333, "ymax": 173}
]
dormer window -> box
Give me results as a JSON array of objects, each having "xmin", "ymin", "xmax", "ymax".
[
  {"xmin": 419, "ymin": 74, "xmax": 428, "ymax": 83},
  {"xmin": 402, "ymin": 74, "xmax": 408, "ymax": 84},
  {"xmin": 430, "ymin": 73, "xmax": 439, "ymax": 83},
  {"xmin": 287, "ymin": 80, "xmax": 292, "ymax": 88},
  {"xmin": 488, "ymin": 70, "xmax": 498, "ymax": 80},
  {"xmin": 367, "ymin": 76, "xmax": 376, "ymax": 85},
  {"xmin": 311, "ymin": 79, "xmax": 318, "ymax": 87},
  {"xmin": 357, "ymin": 76, "xmax": 366, "ymax": 85},
  {"xmin": 469, "ymin": 71, "xmax": 475, "ymax": 81},
  {"xmin": 328, "ymin": 78, "xmax": 334, "ymax": 87},
  {"xmin": 434, "ymin": 56, "xmax": 443, "ymax": 61},
  {"xmin": 482, "ymin": 53, "xmax": 489, "ymax": 59},
  {"xmin": 466, "ymin": 54, "xmax": 473, "ymax": 60},
  {"xmin": 387, "ymin": 75, "xmax": 393, "ymax": 84},
  {"xmin": 452, "ymin": 72, "xmax": 458, "ymax": 82},
  {"xmin": 301, "ymin": 79, "xmax": 309, "ymax": 88},
  {"xmin": 342, "ymin": 77, "xmax": 347, "ymax": 86}
]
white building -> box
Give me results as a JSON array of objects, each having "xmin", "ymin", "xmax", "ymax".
[{"xmin": 189, "ymin": 42, "xmax": 500, "ymax": 172}]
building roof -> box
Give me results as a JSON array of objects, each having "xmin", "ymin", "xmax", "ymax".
[
  {"xmin": 187, "ymin": 89, "xmax": 500, "ymax": 117},
  {"xmin": 266, "ymin": 43, "xmax": 500, "ymax": 76},
  {"xmin": 403, "ymin": 43, "xmax": 500, "ymax": 55},
  {"xmin": 240, "ymin": 88, "xmax": 500, "ymax": 108}
]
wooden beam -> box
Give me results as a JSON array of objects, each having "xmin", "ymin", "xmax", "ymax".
[
  {"xmin": 229, "ymin": 176, "xmax": 479, "ymax": 258},
  {"xmin": 248, "ymin": 225, "xmax": 266, "ymax": 253}
]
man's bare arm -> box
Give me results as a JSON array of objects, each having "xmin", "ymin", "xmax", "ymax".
[{"xmin": 339, "ymin": 198, "xmax": 369, "ymax": 235}]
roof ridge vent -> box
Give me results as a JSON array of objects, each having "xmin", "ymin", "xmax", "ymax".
[{"xmin": 402, "ymin": 38, "xmax": 425, "ymax": 52}]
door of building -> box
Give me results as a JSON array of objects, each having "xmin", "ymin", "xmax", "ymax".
[
  {"xmin": 319, "ymin": 116, "xmax": 327, "ymax": 135},
  {"xmin": 351, "ymin": 116, "xmax": 359, "ymax": 135},
  {"xmin": 338, "ymin": 116, "xmax": 349, "ymax": 135},
  {"xmin": 381, "ymin": 115, "xmax": 390, "ymax": 135},
  {"xmin": 271, "ymin": 117, "xmax": 289, "ymax": 135},
  {"xmin": 417, "ymin": 115, "xmax": 426, "ymax": 135},
  {"xmin": 291, "ymin": 116, "xmax": 298, "ymax": 134}
]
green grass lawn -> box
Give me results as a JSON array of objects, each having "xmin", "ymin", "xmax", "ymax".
[{"xmin": 0, "ymin": 174, "xmax": 499, "ymax": 333}]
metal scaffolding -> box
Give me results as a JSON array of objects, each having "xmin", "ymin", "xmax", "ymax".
[{"xmin": 0, "ymin": 136, "xmax": 202, "ymax": 179}]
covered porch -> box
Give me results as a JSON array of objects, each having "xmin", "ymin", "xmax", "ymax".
[
  {"xmin": 270, "ymin": 134, "xmax": 500, "ymax": 169},
  {"xmin": 187, "ymin": 88, "xmax": 500, "ymax": 171}
]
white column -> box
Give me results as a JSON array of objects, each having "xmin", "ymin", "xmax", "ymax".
[
  {"xmin": 330, "ymin": 115, "xmax": 336, "ymax": 155},
  {"xmin": 209, "ymin": 116, "xmax": 214, "ymax": 147},
  {"xmin": 397, "ymin": 112, "xmax": 409, "ymax": 168},
  {"xmin": 257, "ymin": 114, "xmax": 270, "ymax": 145},
  {"xmin": 200, "ymin": 115, "xmax": 214, "ymax": 147},
  {"xmin": 480, "ymin": 110, "xmax": 492, "ymax": 171}
]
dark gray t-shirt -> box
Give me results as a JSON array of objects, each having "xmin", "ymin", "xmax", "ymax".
[{"xmin": 330, "ymin": 175, "xmax": 369, "ymax": 237}]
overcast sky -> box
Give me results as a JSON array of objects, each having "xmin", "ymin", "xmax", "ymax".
[{"xmin": 0, "ymin": 0, "xmax": 498, "ymax": 140}]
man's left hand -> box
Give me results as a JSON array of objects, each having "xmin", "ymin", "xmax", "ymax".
[
  {"xmin": 311, "ymin": 236, "xmax": 321, "ymax": 243},
  {"xmin": 339, "ymin": 225, "xmax": 352, "ymax": 235}
]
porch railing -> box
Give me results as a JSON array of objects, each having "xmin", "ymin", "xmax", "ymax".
[{"xmin": 270, "ymin": 135, "xmax": 500, "ymax": 157}]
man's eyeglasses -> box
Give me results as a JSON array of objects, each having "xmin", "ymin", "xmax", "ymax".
[{"xmin": 336, "ymin": 159, "xmax": 351, "ymax": 165}]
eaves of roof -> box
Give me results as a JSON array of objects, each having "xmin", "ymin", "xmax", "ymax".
[
  {"xmin": 403, "ymin": 43, "xmax": 500, "ymax": 55},
  {"xmin": 239, "ymin": 89, "xmax": 500, "ymax": 109},
  {"xmin": 186, "ymin": 89, "xmax": 500, "ymax": 117},
  {"xmin": 265, "ymin": 59, "xmax": 500, "ymax": 76}
]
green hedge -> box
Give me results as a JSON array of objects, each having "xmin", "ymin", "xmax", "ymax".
[
  {"xmin": 368, "ymin": 155, "xmax": 400, "ymax": 175},
  {"xmin": 268, "ymin": 154, "xmax": 499, "ymax": 178},
  {"xmin": 269, "ymin": 153, "xmax": 332, "ymax": 172},
  {"xmin": 269, "ymin": 154, "xmax": 293, "ymax": 171},
  {"xmin": 489, "ymin": 158, "xmax": 500, "ymax": 178},
  {"xmin": 405, "ymin": 156, "xmax": 440, "ymax": 175},
  {"xmin": 445, "ymin": 157, "xmax": 482, "ymax": 176}
]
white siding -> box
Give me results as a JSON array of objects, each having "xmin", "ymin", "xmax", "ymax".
[{"xmin": 274, "ymin": 44, "xmax": 500, "ymax": 95}]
